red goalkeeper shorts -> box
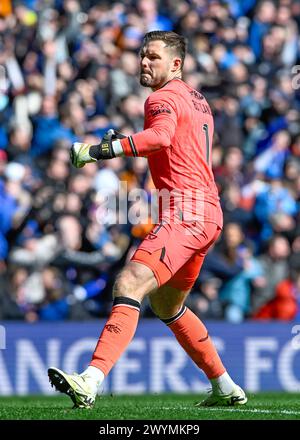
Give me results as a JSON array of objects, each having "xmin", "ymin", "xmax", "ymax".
[{"xmin": 131, "ymin": 220, "xmax": 222, "ymax": 291}]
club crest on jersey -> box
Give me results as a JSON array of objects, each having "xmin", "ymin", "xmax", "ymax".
[{"xmin": 150, "ymin": 103, "xmax": 171, "ymax": 116}]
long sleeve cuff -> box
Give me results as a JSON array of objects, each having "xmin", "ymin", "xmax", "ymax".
[{"xmin": 120, "ymin": 136, "xmax": 138, "ymax": 157}]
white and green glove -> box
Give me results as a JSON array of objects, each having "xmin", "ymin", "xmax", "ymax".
[{"xmin": 70, "ymin": 129, "xmax": 126, "ymax": 168}]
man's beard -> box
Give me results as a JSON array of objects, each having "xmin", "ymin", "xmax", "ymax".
[{"xmin": 140, "ymin": 73, "xmax": 153, "ymax": 87}]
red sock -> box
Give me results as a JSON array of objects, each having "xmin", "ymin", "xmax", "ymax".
[
  {"xmin": 90, "ymin": 297, "xmax": 140, "ymax": 376},
  {"xmin": 165, "ymin": 306, "xmax": 225, "ymax": 379}
]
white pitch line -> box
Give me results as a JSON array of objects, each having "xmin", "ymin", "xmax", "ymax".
[
  {"xmin": 199, "ymin": 407, "xmax": 300, "ymax": 416},
  {"xmin": 158, "ymin": 407, "xmax": 300, "ymax": 416}
]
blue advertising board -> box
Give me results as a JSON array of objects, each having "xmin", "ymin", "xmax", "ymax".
[{"xmin": 0, "ymin": 321, "xmax": 300, "ymax": 394}]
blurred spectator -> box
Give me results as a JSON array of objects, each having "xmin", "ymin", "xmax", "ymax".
[
  {"xmin": 191, "ymin": 277, "xmax": 223, "ymax": 320},
  {"xmin": 249, "ymin": 1, "xmax": 276, "ymax": 59},
  {"xmin": 38, "ymin": 267, "xmax": 70, "ymax": 321},
  {"xmin": 217, "ymin": 223, "xmax": 265, "ymax": 322},
  {"xmin": 252, "ymin": 235, "xmax": 290, "ymax": 313},
  {"xmin": 254, "ymin": 177, "xmax": 298, "ymax": 243},
  {"xmin": 254, "ymin": 253, "xmax": 300, "ymax": 320},
  {"xmin": 222, "ymin": 183, "xmax": 253, "ymax": 229},
  {"xmin": 254, "ymin": 130, "xmax": 291, "ymax": 179}
]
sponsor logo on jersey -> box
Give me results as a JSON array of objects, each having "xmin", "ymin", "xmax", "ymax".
[{"xmin": 150, "ymin": 103, "xmax": 171, "ymax": 116}]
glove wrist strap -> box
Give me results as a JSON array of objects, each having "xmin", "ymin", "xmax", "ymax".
[
  {"xmin": 89, "ymin": 144, "xmax": 102, "ymax": 160},
  {"xmin": 111, "ymin": 139, "xmax": 125, "ymax": 157}
]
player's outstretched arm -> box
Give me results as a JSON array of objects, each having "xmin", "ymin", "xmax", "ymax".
[{"xmin": 70, "ymin": 129, "xmax": 126, "ymax": 168}]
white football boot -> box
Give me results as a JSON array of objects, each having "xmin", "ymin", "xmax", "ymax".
[
  {"xmin": 48, "ymin": 367, "xmax": 98, "ymax": 409},
  {"xmin": 197, "ymin": 384, "xmax": 248, "ymax": 407}
]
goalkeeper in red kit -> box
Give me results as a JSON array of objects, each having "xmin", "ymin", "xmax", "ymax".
[{"xmin": 48, "ymin": 31, "xmax": 247, "ymax": 409}]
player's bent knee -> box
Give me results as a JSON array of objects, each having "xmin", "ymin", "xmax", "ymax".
[
  {"xmin": 149, "ymin": 298, "xmax": 183, "ymax": 320},
  {"xmin": 113, "ymin": 269, "xmax": 136, "ymax": 298},
  {"xmin": 149, "ymin": 285, "xmax": 190, "ymax": 320},
  {"xmin": 113, "ymin": 262, "xmax": 158, "ymax": 301}
]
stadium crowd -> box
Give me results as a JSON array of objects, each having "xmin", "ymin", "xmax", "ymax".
[{"xmin": 0, "ymin": 0, "xmax": 300, "ymax": 322}]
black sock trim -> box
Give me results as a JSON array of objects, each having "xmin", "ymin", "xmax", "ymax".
[
  {"xmin": 128, "ymin": 136, "xmax": 138, "ymax": 157},
  {"xmin": 161, "ymin": 305, "xmax": 187, "ymax": 325},
  {"xmin": 89, "ymin": 144, "xmax": 101, "ymax": 160},
  {"xmin": 113, "ymin": 296, "xmax": 141, "ymax": 310}
]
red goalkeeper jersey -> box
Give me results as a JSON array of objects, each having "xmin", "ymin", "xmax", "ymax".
[{"xmin": 121, "ymin": 78, "xmax": 223, "ymax": 227}]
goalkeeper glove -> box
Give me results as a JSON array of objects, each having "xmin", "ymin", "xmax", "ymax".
[{"xmin": 70, "ymin": 129, "xmax": 126, "ymax": 168}]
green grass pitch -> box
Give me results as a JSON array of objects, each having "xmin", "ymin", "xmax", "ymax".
[{"xmin": 0, "ymin": 393, "xmax": 299, "ymax": 420}]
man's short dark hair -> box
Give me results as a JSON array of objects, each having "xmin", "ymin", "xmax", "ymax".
[{"xmin": 142, "ymin": 31, "xmax": 187, "ymax": 70}]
